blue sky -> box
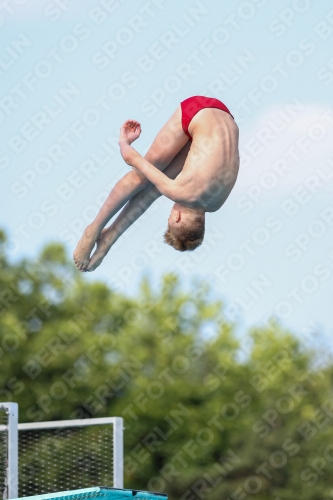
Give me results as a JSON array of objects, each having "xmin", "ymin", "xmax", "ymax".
[{"xmin": 1, "ymin": 0, "xmax": 333, "ymax": 345}]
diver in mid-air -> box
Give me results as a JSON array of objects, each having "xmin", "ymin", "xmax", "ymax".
[{"xmin": 73, "ymin": 96, "xmax": 239, "ymax": 271}]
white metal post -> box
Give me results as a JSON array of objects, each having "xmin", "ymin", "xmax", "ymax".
[
  {"xmin": 113, "ymin": 418, "xmax": 124, "ymax": 488},
  {"xmin": 0, "ymin": 403, "xmax": 18, "ymax": 499}
]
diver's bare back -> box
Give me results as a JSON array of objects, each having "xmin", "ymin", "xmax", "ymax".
[{"xmin": 179, "ymin": 108, "xmax": 239, "ymax": 212}]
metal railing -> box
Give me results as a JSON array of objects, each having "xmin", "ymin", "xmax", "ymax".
[{"xmin": 0, "ymin": 403, "xmax": 123, "ymax": 499}]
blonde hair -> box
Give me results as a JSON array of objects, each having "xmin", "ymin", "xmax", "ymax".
[{"xmin": 163, "ymin": 215, "xmax": 205, "ymax": 252}]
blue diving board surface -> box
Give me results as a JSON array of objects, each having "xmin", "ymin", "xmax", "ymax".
[{"xmin": 12, "ymin": 487, "xmax": 168, "ymax": 500}]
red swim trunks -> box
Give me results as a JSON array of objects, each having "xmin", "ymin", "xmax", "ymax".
[{"xmin": 181, "ymin": 95, "xmax": 234, "ymax": 141}]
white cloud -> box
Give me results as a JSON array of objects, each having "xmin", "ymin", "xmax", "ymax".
[{"xmin": 237, "ymin": 104, "xmax": 333, "ymax": 194}]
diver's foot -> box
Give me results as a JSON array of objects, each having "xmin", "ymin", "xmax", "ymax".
[
  {"xmin": 73, "ymin": 225, "xmax": 100, "ymax": 272},
  {"xmin": 86, "ymin": 231, "xmax": 112, "ymax": 272}
]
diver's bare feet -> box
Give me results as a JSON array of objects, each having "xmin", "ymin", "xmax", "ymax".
[
  {"xmin": 73, "ymin": 225, "xmax": 100, "ymax": 272},
  {"xmin": 86, "ymin": 229, "xmax": 114, "ymax": 272}
]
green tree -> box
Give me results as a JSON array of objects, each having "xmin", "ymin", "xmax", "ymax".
[{"xmin": 1, "ymin": 232, "xmax": 333, "ymax": 500}]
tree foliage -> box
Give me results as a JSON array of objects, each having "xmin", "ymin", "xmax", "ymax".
[{"xmin": 1, "ymin": 232, "xmax": 333, "ymax": 500}]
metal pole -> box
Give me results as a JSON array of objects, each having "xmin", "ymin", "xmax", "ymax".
[
  {"xmin": 0, "ymin": 403, "xmax": 18, "ymax": 499},
  {"xmin": 18, "ymin": 417, "xmax": 119, "ymax": 431},
  {"xmin": 113, "ymin": 418, "xmax": 124, "ymax": 489}
]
